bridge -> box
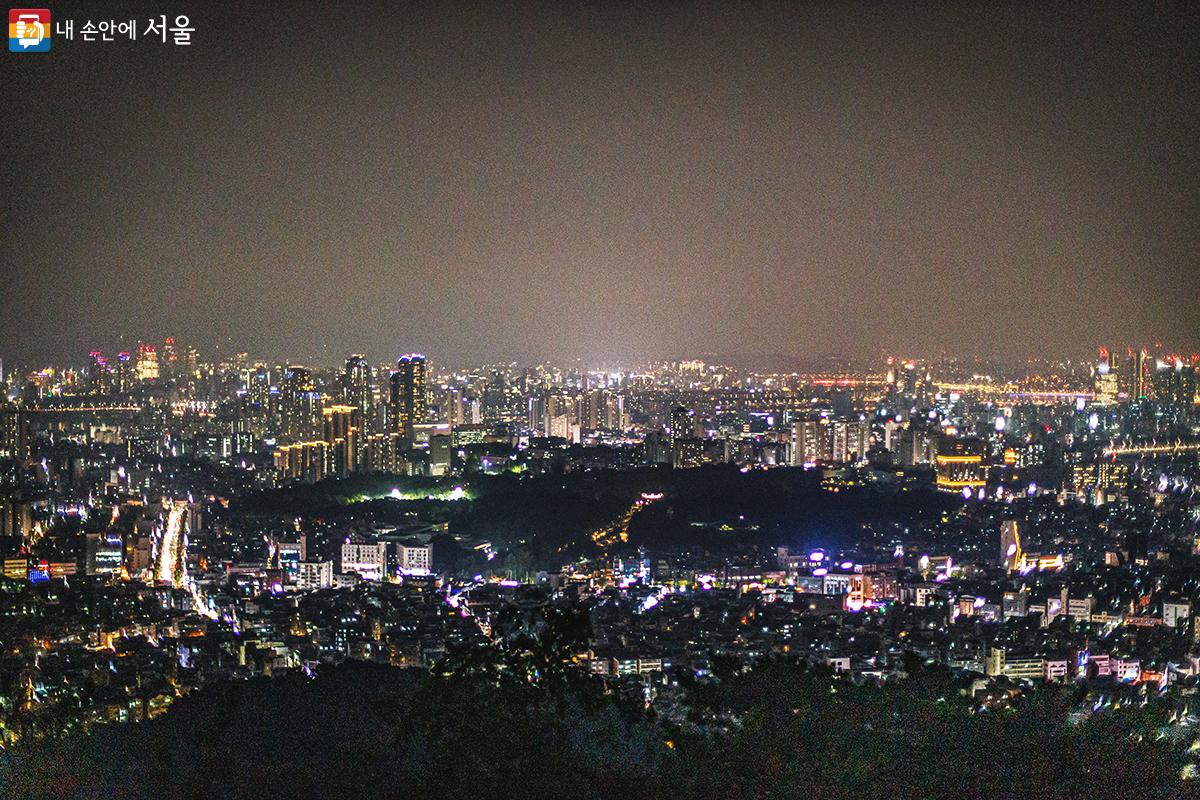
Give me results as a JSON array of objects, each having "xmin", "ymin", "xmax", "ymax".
[{"xmin": 1102, "ymin": 441, "xmax": 1200, "ymax": 458}]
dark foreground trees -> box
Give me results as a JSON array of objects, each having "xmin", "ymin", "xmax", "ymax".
[{"xmin": 0, "ymin": 607, "xmax": 1194, "ymax": 800}]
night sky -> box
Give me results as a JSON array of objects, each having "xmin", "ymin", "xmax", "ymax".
[{"xmin": 3, "ymin": 1, "xmax": 1198, "ymax": 367}]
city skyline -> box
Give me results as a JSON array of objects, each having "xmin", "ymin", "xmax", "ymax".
[
  {"xmin": 7, "ymin": 334, "xmax": 1200, "ymax": 377},
  {"xmin": 5, "ymin": 4, "xmax": 1200, "ymax": 794},
  {"xmin": 4, "ymin": 2, "xmax": 1198, "ymax": 366}
]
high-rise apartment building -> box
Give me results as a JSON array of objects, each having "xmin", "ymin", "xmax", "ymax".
[
  {"xmin": 342, "ymin": 355, "xmax": 374, "ymax": 432},
  {"xmin": 322, "ymin": 404, "xmax": 362, "ymax": 477},
  {"xmin": 389, "ymin": 354, "xmax": 428, "ymax": 445},
  {"xmin": 281, "ymin": 365, "xmax": 323, "ymax": 442},
  {"xmin": 0, "ymin": 402, "xmax": 29, "ymax": 461}
]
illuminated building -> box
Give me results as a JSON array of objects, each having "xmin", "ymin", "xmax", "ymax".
[
  {"xmin": 862, "ymin": 571, "xmax": 898, "ymax": 601},
  {"xmin": 985, "ymin": 648, "xmax": 1048, "ymax": 681},
  {"xmin": 526, "ymin": 394, "xmax": 546, "ymax": 432},
  {"xmin": 577, "ymin": 389, "xmax": 603, "ymax": 431},
  {"xmin": 668, "ymin": 405, "xmax": 695, "ymax": 445},
  {"xmin": 161, "ymin": 337, "xmax": 179, "ymax": 379},
  {"xmin": 790, "ymin": 417, "xmax": 831, "ymax": 465},
  {"xmin": 831, "ymin": 418, "xmax": 869, "ymax": 463},
  {"xmin": 444, "ymin": 387, "xmax": 466, "ymax": 426},
  {"xmin": 894, "ymin": 424, "xmax": 936, "ymax": 466},
  {"xmin": 85, "ymin": 533, "xmax": 124, "ymax": 575},
  {"xmin": 135, "ymin": 342, "xmax": 160, "ymax": 382},
  {"xmin": 1093, "ymin": 348, "xmax": 1119, "ymax": 405},
  {"xmin": 297, "ymin": 559, "xmax": 334, "ymax": 590},
  {"xmin": 546, "ymin": 413, "xmax": 575, "ymax": 441},
  {"xmin": 1150, "ymin": 357, "xmax": 1197, "ymax": 412},
  {"xmin": 1, "ymin": 557, "xmax": 27, "ymax": 580},
  {"xmin": 604, "ymin": 392, "xmax": 628, "ymax": 431},
  {"xmin": 268, "ymin": 535, "xmax": 306, "ymax": 584},
  {"xmin": 1067, "ymin": 596, "xmax": 1093, "ymax": 622},
  {"xmin": 1125, "ymin": 347, "xmax": 1150, "ymax": 400},
  {"xmin": 0, "ymin": 402, "xmax": 29, "ymax": 460},
  {"xmin": 322, "ymin": 404, "xmax": 362, "ymax": 477},
  {"xmin": 0, "ymin": 495, "xmax": 33, "ymax": 539},
  {"xmin": 341, "ymin": 540, "xmax": 387, "ymax": 581},
  {"xmin": 894, "ymin": 360, "xmax": 932, "ymax": 408},
  {"xmin": 934, "ymin": 439, "xmax": 987, "ymax": 492},
  {"xmin": 671, "ymin": 437, "xmax": 704, "ymax": 469},
  {"xmin": 273, "ymin": 441, "xmax": 329, "ymax": 483},
  {"xmin": 246, "ymin": 364, "xmax": 271, "ymax": 406},
  {"xmin": 390, "ymin": 354, "xmax": 428, "ymax": 445},
  {"xmin": 1163, "ymin": 599, "xmax": 1191, "ymax": 629},
  {"xmin": 1095, "ymin": 459, "xmax": 1128, "ymax": 502},
  {"xmin": 429, "ymin": 434, "xmax": 452, "ymax": 476},
  {"xmin": 342, "ymin": 355, "xmax": 374, "ymax": 433},
  {"xmin": 1024, "ymin": 551, "xmax": 1065, "ymax": 574},
  {"xmin": 395, "ymin": 543, "xmax": 432, "ymax": 575},
  {"xmin": 115, "ymin": 351, "xmax": 133, "ymax": 392},
  {"xmin": 86, "ymin": 351, "xmax": 111, "ymax": 394},
  {"xmin": 544, "ymin": 393, "xmax": 578, "ymax": 440},
  {"xmin": 451, "ymin": 423, "xmax": 489, "ymax": 447},
  {"xmin": 573, "ymin": 388, "xmax": 627, "ymax": 432},
  {"xmin": 281, "ymin": 365, "xmax": 322, "ymax": 442},
  {"xmin": 1061, "ymin": 450, "xmax": 1096, "ymax": 502},
  {"xmin": 1002, "ymin": 588, "xmax": 1030, "ymax": 618},
  {"xmin": 362, "ymin": 432, "xmax": 402, "ymax": 473}
]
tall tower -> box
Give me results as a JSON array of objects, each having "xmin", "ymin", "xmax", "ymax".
[
  {"xmin": 161, "ymin": 338, "xmax": 179, "ymax": 380},
  {"xmin": 389, "ymin": 354, "xmax": 428, "ymax": 444},
  {"xmin": 116, "ymin": 352, "xmax": 133, "ymax": 393},
  {"xmin": 0, "ymin": 401, "xmax": 29, "ymax": 461},
  {"xmin": 87, "ymin": 351, "xmax": 109, "ymax": 395},
  {"xmin": 343, "ymin": 355, "xmax": 373, "ymax": 432},
  {"xmin": 1093, "ymin": 347, "xmax": 1119, "ymax": 406},
  {"xmin": 282, "ymin": 365, "xmax": 322, "ymax": 442},
  {"xmin": 1131, "ymin": 348, "xmax": 1150, "ymax": 401}
]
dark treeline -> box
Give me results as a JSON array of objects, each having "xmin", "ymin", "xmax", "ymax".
[{"xmin": 0, "ymin": 598, "xmax": 1191, "ymax": 800}]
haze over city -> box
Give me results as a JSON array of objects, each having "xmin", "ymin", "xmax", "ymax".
[{"xmin": 4, "ymin": 1, "xmax": 1198, "ymax": 367}]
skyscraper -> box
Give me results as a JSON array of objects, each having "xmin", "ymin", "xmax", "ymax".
[
  {"xmin": 389, "ymin": 354, "xmax": 428, "ymax": 445},
  {"xmin": 1151, "ymin": 357, "xmax": 1197, "ymax": 408},
  {"xmin": 0, "ymin": 402, "xmax": 28, "ymax": 461},
  {"xmin": 135, "ymin": 343, "xmax": 160, "ymax": 382},
  {"xmin": 668, "ymin": 406, "xmax": 694, "ymax": 445},
  {"xmin": 1123, "ymin": 347, "xmax": 1150, "ymax": 401},
  {"xmin": 86, "ymin": 351, "xmax": 110, "ymax": 395},
  {"xmin": 1094, "ymin": 348, "xmax": 1119, "ymax": 406},
  {"xmin": 115, "ymin": 352, "xmax": 133, "ymax": 393},
  {"xmin": 322, "ymin": 404, "xmax": 362, "ymax": 477},
  {"xmin": 281, "ymin": 365, "xmax": 322, "ymax": 442},
  {"xmin": 161, "ymin": 337, "xmax": 179, "ymax": 380},
  {"xmin": 343, "ymin": 355, "xmax": 374, "ymax": 433},
  {"xmin": 790, "ymin": 417, "xmax": 832, "ymax": 465}
]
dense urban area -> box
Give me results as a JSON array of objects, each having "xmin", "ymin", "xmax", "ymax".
[{"xmin": 0, "ymin": 343, "xmax": 1196, "ymax": 797}]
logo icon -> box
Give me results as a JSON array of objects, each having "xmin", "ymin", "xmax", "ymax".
[{"xmin": 9, "ymin": 8, "xmax": 50, "ymax": 52}]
